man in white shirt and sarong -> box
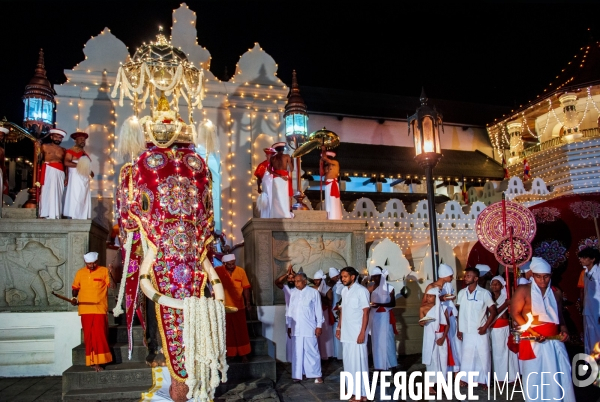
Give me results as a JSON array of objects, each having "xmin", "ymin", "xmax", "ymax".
[
  {"xmin": 511, "ymin": 257, "xmax": 575, "ymax": 401},
  {"xmin": 312, "ymin": 269, "xmax": 334, "ymax": 360},
  {"xmin": 367, "ymin": 266, "xmax": 398, "ymax": 371},
  {"xmin": 456, "ymin": 266, "xmax": 497, "ymax": 388},
  {"xmin": 578, "ymin": 247, "xmax": 600, "ymax": 355},
  {"xmin": 37, "ymin": 128, "xmax": 67, "ymax": 219},
  {"xmin": 320, "ymin": 149, "xmax": 342, "ymax": 220},
  {"xmin": 336, "ymin": 267, "xmax": 371, "ymax": 402},
  {"xmin": 63, "ymin": 132, "xmax": 93, "ymax": 219},
  {"xmin": 328, "ymin": 267, "xmax": 344, "ymax": 360},
  {"xmin": 286, "ymin": 272, "xmax": 324, "ymax": 383},
  {"xmin": 269, "ymin": 142, "xmax": 293, "ymax": 218},
  {"xmin": 275, "ymin": 265, "xmax": 296, "ymax": 362},
  {"xmin": 489, "ymin": 276, "xmax": 519, "ymax": 383}
]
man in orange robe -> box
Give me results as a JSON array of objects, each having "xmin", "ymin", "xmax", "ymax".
[
  {"xmin": 71, "ymin": 252, "xmax": 113, "ymax": 371},
  {"xmin": 215, "ymin": 254, "xmax": 252, "ymax": 362}
]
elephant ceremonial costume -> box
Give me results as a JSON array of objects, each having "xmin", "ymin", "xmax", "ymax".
[{"xmin": 111, "ymin": 29, "xmax": 227, "ymax": 402}]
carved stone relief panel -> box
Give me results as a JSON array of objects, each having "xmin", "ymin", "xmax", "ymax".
[
  {"xmin": 0, "ymin": 234, "xmax": 67, "ymax": 310},
  {"xmin": 272, "ymin": 232, "xmax": 350, "ymax": 283}
]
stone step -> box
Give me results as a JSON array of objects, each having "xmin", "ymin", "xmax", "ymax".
[
  {"xmin": 72, "ymin": 342, "xmax": 148, "ymax": 365},
  {"xmin": 245, "ymin": 320, "xmax": 263, "ymax": 337},
  {"xmin": 226, "ymin": 355, "xmax": 276, "ymax": 382},
  {"xmin": 63, "ymin": 385, "xmax": 148, "ymax": 401},
  {"xmin": 62, "ymin": 362, "xmax": 152, "ymax": 392},
  {"xmin": 248, "ymin": 336, "xmax": 268, "ymax": 357},
  {"xmin": 109, "ymin": 324, "xmax": 145, "ymax": 343}
]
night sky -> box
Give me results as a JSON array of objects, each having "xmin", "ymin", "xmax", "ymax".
[{"xmin": 2, "ymin": 1, "xmax": 600, "ymax": 125}]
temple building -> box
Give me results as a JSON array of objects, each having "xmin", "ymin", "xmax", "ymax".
[{"xmin": 0, "ymin": 4, "xmax": 598, "ymax": 398}]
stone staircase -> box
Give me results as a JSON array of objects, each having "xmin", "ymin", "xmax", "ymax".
[
  {"xmin": 62, "ymin": 308, "xmax": 276, "ymax": 400},
  {"xmin": 62, "ymin": 324, "xmax": 152, "ymax": 400}
]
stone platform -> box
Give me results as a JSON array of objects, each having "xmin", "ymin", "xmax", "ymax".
[{"xmin": 242, "ymin": 211, "xmax": 367, "ymax": 306}]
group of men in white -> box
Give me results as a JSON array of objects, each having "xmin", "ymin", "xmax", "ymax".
[
  {"xmin": 275, "ymin": 248, "xmax": 600, "ymax": 401},
  {"xmin": 419, "ymin": 253, "xmax": 600, "ymax": 402},
  {"xmin": 276, "ymin": 265, "xmax": 397, "ymax": 401},
  {"xmin": 36, "ymin": 128, "xmax": 93, "ymax": 219},
  {"xmin": 254, "ymin": 143, "xmax": 342, "ymax": 220}
]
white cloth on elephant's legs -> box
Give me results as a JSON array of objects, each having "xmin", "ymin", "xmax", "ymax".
[
  {"xmin": 342, "ymin": 342, "xmax": 368, "ymax": 398},
  {"xmin": 584, "ymin": 314, "xmax": 600, "ymax": 355},
  {"xmin": 270, "ymin": 176, "xmax": 292, "ymax": 218},
  {"xmin": 425, "ymin": 332, "xmax": 448, "ymax": 377},
  {"xmin": 63, "ymin": 166, "xmax": 91, "ymax": 219},
  {"xmin": 520, "ymin": 340, "xmax": 576, "ymax": 402},
  {"xmin": 459, "ymin": 332, "xmax": 491, "ymax": 385},
  {"xmin": 140, "ymin": 368, "xmax": 193, "ymax": 402},
  {"xmin": 40, "ymin": 165, "xmax": 64, "ymax": 219},
  {"xmin": 291, "ymin": 335, "xmax": 321, "ymax": 380},
  {"xmin": 491, "ymin": 325, "xmax": 519, "ymax": 383}
]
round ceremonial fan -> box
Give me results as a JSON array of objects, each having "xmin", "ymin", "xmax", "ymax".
[
  {"xmin": 476, "ymin": 200, "xmax": 536, "ymax": 253},
  {"xmin": 494, "ymin": 235, "xmax": 533, "ymax": 267}
]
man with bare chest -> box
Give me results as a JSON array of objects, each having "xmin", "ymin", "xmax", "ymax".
[
  {"xmin": 511, "ymin": 257, "xmax": 575, "ymax": 401},
  {"xmin": 320, "ymin": 148, "xmax": 342, "ymax": 219},
  {"xmin": 269, "ymin": 142, "xmax": 293, "ymax": 218},
  {"xmin": 36, "ymin": 129, "xmax": 67, "ymax": 219}
]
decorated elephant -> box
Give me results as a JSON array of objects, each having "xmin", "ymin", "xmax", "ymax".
[{"xmin": 111, "ymin": 30, "xmax": 225, "ymax": 401}]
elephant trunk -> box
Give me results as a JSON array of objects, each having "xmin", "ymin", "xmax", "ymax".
[{"xmin": 138, "ymin": 248, "xmax": 225, "ymax": 309}]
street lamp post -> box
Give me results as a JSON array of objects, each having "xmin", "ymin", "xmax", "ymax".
[
  {"xmin": 284, "ymin": 71, "xmax": 310, "ymax": 210},
  {"xmin": 408, "ymin": 89, "xmax": 444, "ymax": 281}
]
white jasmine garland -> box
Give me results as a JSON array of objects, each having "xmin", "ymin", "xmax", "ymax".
[
  {"xmin": 113, "ymin": 231, "xmax": 134, "ymax": 317},
  {"xmin": 183, "ymin": 296, "xmax": 227, "ymax": 401}
]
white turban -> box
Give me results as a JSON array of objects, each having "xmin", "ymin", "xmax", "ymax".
[
  {"xmin": 518, "ymin": 277, "xmax": 530, "ymax": 285},
  {"xmin": 530, "ymin": 257, "xmax": 551, "ymax": 274},
  {"xmin": 370, "ymin": 266, "xmax": 383, "ymax": 276},
  {"xmin": 491, "ymin": 275, "xmax": 507, "ymax": 304},
  {"xmin": 328, "ymin": 267, "xmax": 340, "ymax": 277},
  {"xmin": 313, "ymin": 269, "xmax": 325, "ymax": 280},
  {"xmin": 476, "ymin": 264, "xmax": 491, "ymax": 275},
  {"xmin": 221, "ymin": 254, "xmax": 235, "ymax": 263},
  {"xmin": 84, "ymin": 252, "xmax": 98, "ymax": 263},
  {"xmin": 520, "ymin": 261, "xmax": 531, "ymax": 273},
  {"xmin": 438, "ymin": 264, "xmax": 453, "ymax": 278}
]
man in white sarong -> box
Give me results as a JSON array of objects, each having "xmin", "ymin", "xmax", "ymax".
[
  {"xmin": 37, "ymin": 128, "xmax": 67, "ymax": 219},
  {"xmin": 275, "ymin": 265, "xmax": 296, "ymax": 362},
  {"xmin": 511, "ymin": 257, "xmax": 576, "ymax": 402},
  {"xmin": 321, "ymin": 149, "xmax": 342, "ymax": 220},
  {"xmin": 420, "ymin": 287, "xmax": 449, "ymax": 395},
  {"xmin": 63, "ymin": 132, "xmax": 93, "ymax": 219},
  {"xmin": 578, "ymin": 247, "xmax": 600, "ymax": 355},
  {"xmin": 254, "ymin": 147, "xmax": 276, "ymax": 218},
  {"xmin": 286, "ymin": 272, "xmax": 324, "ymax": 383},
  {"xmin": 336, "ymin": 267, "xmax": 370, "ymax": 402},
  {"xmin": 328, "ymin": 267, "xmax": 344, "ymax": 360},
  {"xmin": 269, "ymin": 142, "xmax": 293, "ymax": 218},
  {"xmin": 456, "ymin": 266, "xmax": 497, "ymax": 387},
  {"xmin": 367, "ymin": 266, "xmax": 398, "ymax": 370},
  {"xmin": 313, "ymin": 269, "xmax": 334, "ymax": 360},
  {"xmin": 489, "ymin": 276, "xmax": 518, "ymax": 383}
]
